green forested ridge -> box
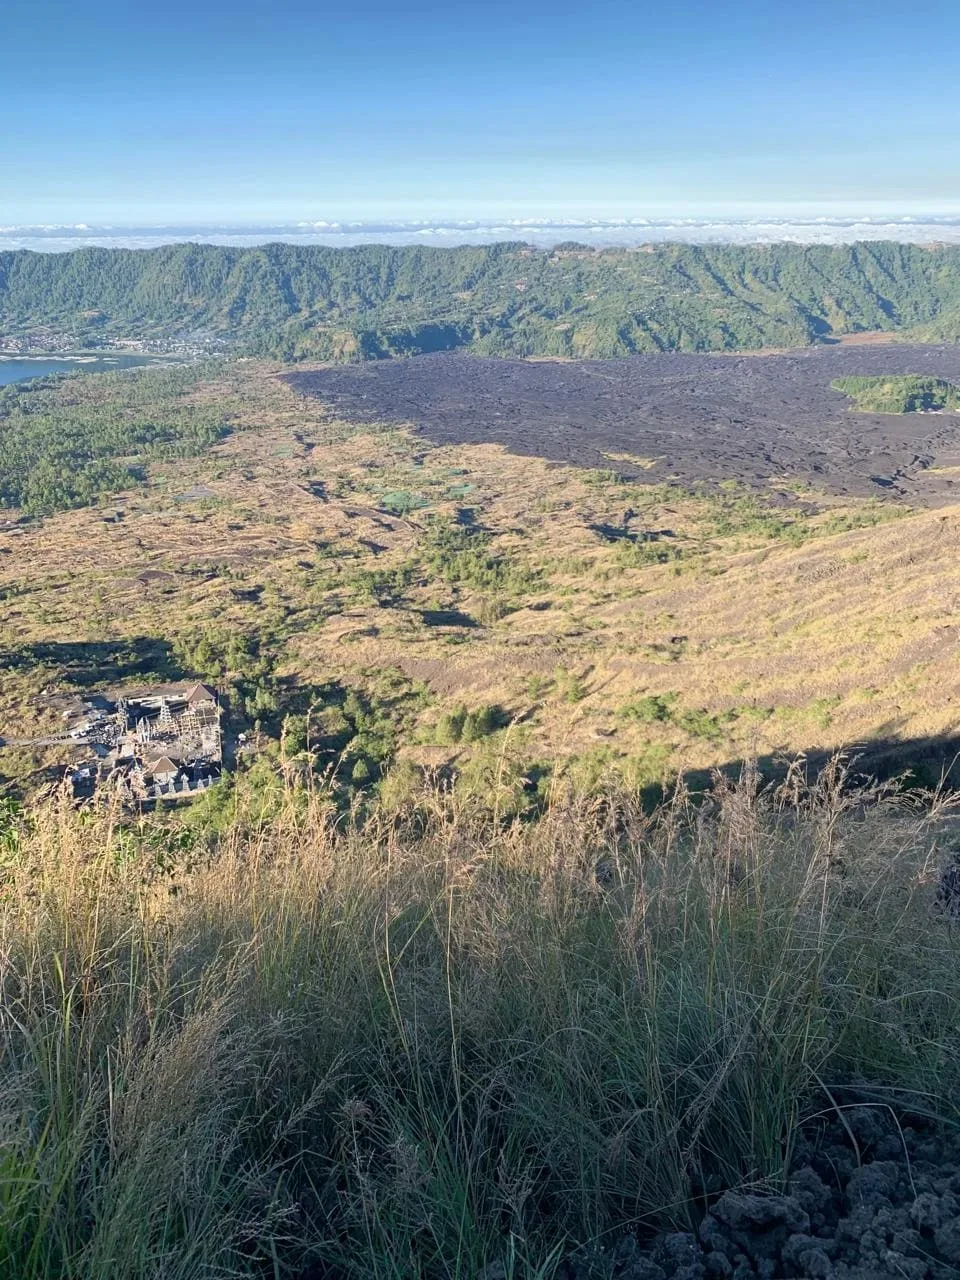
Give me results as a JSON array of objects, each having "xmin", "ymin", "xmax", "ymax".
[
  {"xmin": 832, "ymin": 374, "xmax": 960, "ymax": 413},
  {"xmin": 5, "ymin": 240, "xmax": 960, "ymax": 358}
]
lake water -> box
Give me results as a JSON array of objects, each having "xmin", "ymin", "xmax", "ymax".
[{"xmin": 0, "ymin": 354, "xmax": 154, "ymax": 387}]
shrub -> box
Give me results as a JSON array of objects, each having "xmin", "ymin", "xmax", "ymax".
[
  {"xmin": 420, "ymin": 518, "xmax": 538, "ymax": 596},
  {"xmin": 615, "ymin": 538, "xmax": 686, "ymax": 568},
  {"xmin": 556, "ymin": 667, "xmax": 588, "ymax": 703},
  {"xmin": 620, "ymin": 692, "xmax": 678, "ymax": 723},
  {"xmin": 432, "ymin": 703, "xmax": 506, "ymax": 745}
]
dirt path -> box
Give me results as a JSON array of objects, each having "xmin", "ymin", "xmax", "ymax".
[{"xmin": 0, "ymin": 735, "xmax": 73, "ymax": 748}]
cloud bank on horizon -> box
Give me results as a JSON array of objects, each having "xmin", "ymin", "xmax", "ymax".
[{"xmin": 6, "ymin": 216, "xmax": 960, "ymax": 254}]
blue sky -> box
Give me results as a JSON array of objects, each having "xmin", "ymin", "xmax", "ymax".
[{"xmin": 4, "ymin": 0, "xmax": 960, "ymax": 223}]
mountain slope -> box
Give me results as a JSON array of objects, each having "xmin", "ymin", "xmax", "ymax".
[
  {"xmin": 3, "ymin": 359, "xmax": 960, "ymax": 792},
  {"xmin": 5, "ymin": 240, "xmax": 960, "ymax": 359}
]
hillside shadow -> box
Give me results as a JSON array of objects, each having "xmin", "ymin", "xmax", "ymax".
[
  {"xmin": 683, "ymin": 732, "xmax": 960, "ymax": 797},
  {"xmin": 0, "ymin": 638, "xmax": 186, "ymax": 688},
  {"xmin": 419, "ymin": 608, "xmax": 477, "ymax": 628}
]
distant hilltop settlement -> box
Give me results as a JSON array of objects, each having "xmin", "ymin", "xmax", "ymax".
[{"xmin": 63, "ymin": 681, "xmax": 223, "ymax": 804}]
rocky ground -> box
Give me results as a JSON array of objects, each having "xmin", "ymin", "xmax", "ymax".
[
  {"xmin": 566, "ymin": 1105, "xmax": 960, "ymax": 1280},
  {"xmin": 288, "ymin": 345, "xmax": 960, "ymax": 502}
]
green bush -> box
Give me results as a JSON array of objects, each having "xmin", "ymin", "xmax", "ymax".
[
  {"xmin": 615, "ymin": 538, "xmax": 686, "ymax": 568},
  {"xmin": 620, "ymin": 692, "xmax": 735, "ymax": 740},
  {"xmin": 432, "ymin": 702, "xmax": 506, "ymax": 745},
  {"xmin": 420, "ymin": 519, "xmax": 538, "ymax": 596},
  {"xmin": 620, "ymin": 692, "xmax": 678, "ymax": 723}
]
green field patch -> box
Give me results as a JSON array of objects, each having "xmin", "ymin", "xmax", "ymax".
[
  {"xmin": 832, "ymin": 374, "xmax": 960, "ymax": 414},
  {"xmin": 378, "ymin": 489, "xmax": 429, "ymax": 516}
]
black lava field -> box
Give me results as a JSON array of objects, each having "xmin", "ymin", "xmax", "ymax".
[{"xmin": 286, "ymin": 344, "xmax": 960, "ymax": 501}]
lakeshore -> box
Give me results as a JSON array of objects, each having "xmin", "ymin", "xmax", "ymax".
[{"xmin": 0, "ymin": 353, "xmax": 159, "ymax": 387}]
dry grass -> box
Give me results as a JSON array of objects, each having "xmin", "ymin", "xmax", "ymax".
[
  {"xmin": 1, "ymin": 761, "xmax": 959, "ymax": 1277},
  {"xmin": 2, "ymin": 360, "xmax": 960, "ymax": 793}
]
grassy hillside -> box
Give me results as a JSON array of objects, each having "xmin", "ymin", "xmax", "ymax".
[
  {"xmin": 5, "ymin": 360, "xmax": 960, "ymax": 803},
  {"xmin": 832, "ymin": 374, "xmax": 960, "ymax": 413},
  {"xmin": 5, "ymin": 240, "xmax": 960, "ymax": 358},
  {"xmin": 1, "ymin": 767, "xmax": 958, "ymax": 1278}
]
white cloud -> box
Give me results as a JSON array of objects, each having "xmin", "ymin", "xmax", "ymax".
[{"xmin": 7, "ymin": 215, "xmax": 960, "ymax": 253}]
